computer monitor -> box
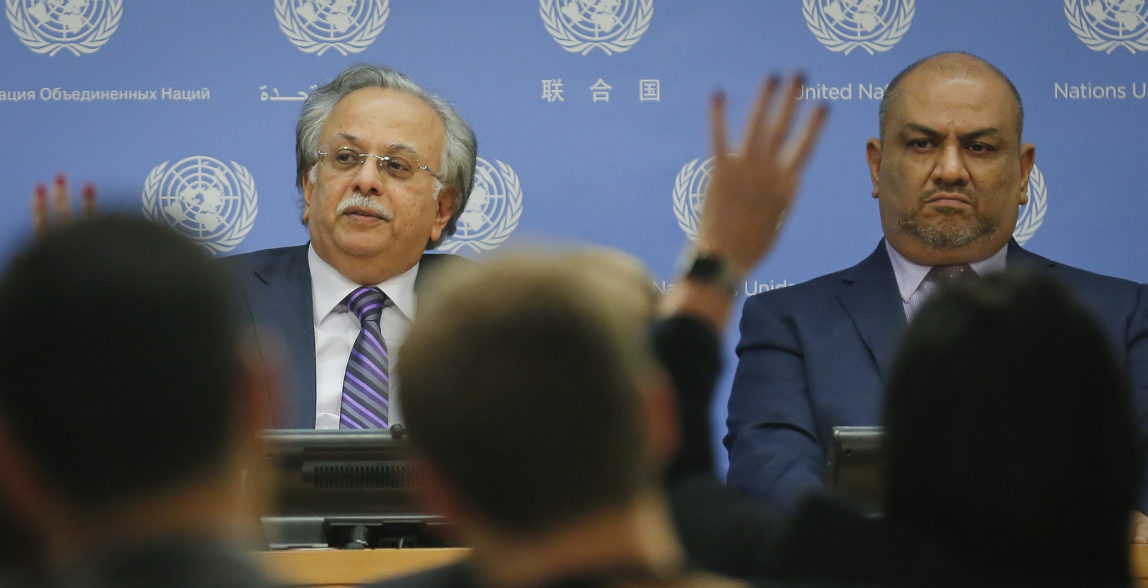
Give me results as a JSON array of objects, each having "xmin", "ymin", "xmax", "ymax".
[
  {"xmin": 824, "ymin": 425, "xmax": 884, "ymax": 515},
  {"xmin": 256, "ymin": 428, "xmax": 451, "ymax": 549}
]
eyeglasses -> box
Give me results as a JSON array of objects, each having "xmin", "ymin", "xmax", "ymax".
[{"xmin": 316, "ymin": 147, "xmax": 442, "ymax": 182}]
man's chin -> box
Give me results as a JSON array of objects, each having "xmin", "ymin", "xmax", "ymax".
[
  {"xmin": 897, "ymin": 219, "xmax": 995, "ymax": 251},
  {"xmin": 328, "ymin": 231, "xmax": 393, "ymax": 257}
]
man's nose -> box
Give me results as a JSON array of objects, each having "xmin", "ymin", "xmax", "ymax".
[
  {"xmin": 932, "ymin": 144, "xmax": 969, "ymax": 185},
  {"xmin": 351, "ymin": 159, "xmax": 386, "ymax": 195}
]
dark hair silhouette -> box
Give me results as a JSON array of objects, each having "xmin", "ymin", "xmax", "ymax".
[
  {"xmin": 883, "ymin": 270, "xmax": 1140, "ymax": 583},
  {"xmin": 0, "ymin": 216, "xmax": 243, "ymax": 511}
]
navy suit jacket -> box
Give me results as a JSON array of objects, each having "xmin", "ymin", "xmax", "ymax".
[
  {"xmin": 224, "ymin": 245, "xmax": 462, "ymax": 428},
  {"xmin": 726, "ymin": 239, "xmax": 1148, "ymax": 510}
]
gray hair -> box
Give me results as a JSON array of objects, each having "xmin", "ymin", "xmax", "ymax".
[{"xmin": 295, "ymin": 64, "xmax": 477, "ymax": 249}]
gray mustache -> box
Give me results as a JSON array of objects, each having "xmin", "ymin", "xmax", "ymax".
[{"xmin": 336, "ymin": 193, "xmax": 393, "ymax": 221}]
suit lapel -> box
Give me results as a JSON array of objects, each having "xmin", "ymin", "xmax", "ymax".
[
  {"xmin": 1006, "ymin": 239, "xmax": 1056, "ymax": 272},
  {"xmin": 251, "ymin": 245, "xmax": 317, "ymax": 428},
  {"xmin": 836, "ymin": 241, "xmax": 908, "ymax": 383}
]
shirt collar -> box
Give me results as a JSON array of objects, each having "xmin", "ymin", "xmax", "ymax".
[
  {"xmin": 307, "ymin": 244, "xmax": 420, "ymax": 323},
  {"xmin": 885, "ymin": 240, "xmax": 1009, "ymax": 304}
]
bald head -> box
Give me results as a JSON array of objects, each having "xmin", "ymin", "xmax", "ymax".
[{"xmin": 879, "ymin": 52, "xmax": 1024, "ymax": 143}]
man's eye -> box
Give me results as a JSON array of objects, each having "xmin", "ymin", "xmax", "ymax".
[
  {"xmin": 333, "ymin": 150, "xmax": 359, "ymax": 165},
  {"xmin": 384, "ymin": 157, "xmax": 413, "ymax": 175},
  {"xmin": 968, "ymin": 143, "xmax": 994, "ymax": 153},
  {"xmin": 908, "ymin": 139, "xmax": 932, "ymax": 149}
]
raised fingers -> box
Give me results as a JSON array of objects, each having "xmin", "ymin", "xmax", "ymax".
[
  {"xmin": 32, "ymin": 183, "xmax": 48, "ymax": 237},
  {"xmin": 742, "ymin": 75, "xmax": 779, "ymax": 156},
  {"xmin": 784, "ymin": 101, "xmax": 830, "ymax": 173},
  {"xmin": 710, "ymin": 90, "xmax": 729, "ymax": 159},
  {"xmin": 768, "ymin": 74, "xmax": 806, "ymax": 152},
  {"xmin": 52, "ymin": 174, "xmax": 71, "ymax": 222},
  {"xmin": 81, "ymin": 183, "xmax": 97, "ymax": 218},
  {"xmin": 31, "ymin": 174, "xmax": 98, "ymax": 239}
]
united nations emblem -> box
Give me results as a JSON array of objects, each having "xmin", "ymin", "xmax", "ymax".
[
  {"xmin": 1065, "ymin": 0, "xmax": 1148, "ymax": 54},
  {"xmin": 274, "ymin": 0, "xmax": 388, "ymax": 56},
  {"xmin": 802, "ymin": 0, "xmax": 914, "ymax": 55},
  {"xmin": 1013, "ymin": 165, "xmax": 1047, "ymax": 246},
  {"xmin": 6, "ymin": 0, "xmax": 122, "ymax": 56},
  {"xmin": 539, "ymin": 0, "xmax": 652, "ymax": 56},
  {"xmin": 142, "ymin": 157, "xmax": 259, "ymax": 254},
  {"xmin": 438, "ymin": 158, "xmax": 523, "ymax": 254},
  {"xmin": 672, "ymin": 157, "xmax": 715, "ymax": 239}
]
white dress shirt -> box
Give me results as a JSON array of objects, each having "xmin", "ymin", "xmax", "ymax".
[
  {"xmin": 307, "ymin": 245, "xmax": 417, "ymax": 429},
  {"xmin": 886, "ymin": 240, "xmax": 1008, "ymax": 322}
]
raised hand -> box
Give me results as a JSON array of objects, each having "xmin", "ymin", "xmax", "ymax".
[
  {"xmin": 696, "ymin": 74, "xmax": 828, "ymax": 274},
  {"xmin": 662, "ymin": 74, "xmax": 828, "ymax": 331},
  {"xmin": 32, "ymin": 174, "xmax": 96, "ymax": 239}
]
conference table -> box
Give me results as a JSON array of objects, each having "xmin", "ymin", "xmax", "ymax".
[
  {"xmin": 256, "ymin": 545, "xmax": 1148, "ymax": 586},
  {"xmin": 256, "ymin": 547, "xmax": 469, "ymax": 587}
]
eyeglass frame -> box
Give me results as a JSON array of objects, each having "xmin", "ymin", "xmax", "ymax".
[{"xmin": 315, "ymin": 147, "xmax": 444, "ymax": 183}]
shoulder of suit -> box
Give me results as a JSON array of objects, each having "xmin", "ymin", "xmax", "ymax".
[
  {"xmin": 1016, "ymin": 247, "xmax": 1144, "ymax": 291},
  {"xmin": 219, "ymin": 244, "xmax": 307, "ymax": 269},
  {"xmin": 220, "ymin": 244, "xmax": 306, "ymax": 262},
  {"xmin": 744, "ymin": 259, "xmax": 869, "ymax": 306}
]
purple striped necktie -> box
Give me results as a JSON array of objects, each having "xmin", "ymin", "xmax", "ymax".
[{"xmin": 339, "ymin": 286, "xmax": 390, "ymax": 429}]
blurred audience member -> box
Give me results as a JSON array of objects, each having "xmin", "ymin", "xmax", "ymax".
[
  {"xmin": 369, "ymin": 75, "xmax": 826, "ymax": 588},
  {"xmin": 678, "ymin": 271, "xmax": 1141, "ymax": 587},
  {"xmin": 0, "ymin": 216, "xmax": 277, "ymax": 588}
]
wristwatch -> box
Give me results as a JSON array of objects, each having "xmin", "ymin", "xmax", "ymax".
[{"xmin": 676, "ymin": 248, "xmax": 743, "ymax": 294}]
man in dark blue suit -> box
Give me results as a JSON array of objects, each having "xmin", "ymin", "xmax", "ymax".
[
  {"xmin": 226, "ymin": 64, "xmax": 476, "ymax": 429},
  {"xmin": 726, "ymin": 52, "xmax": 1148, "ymax": 531}
]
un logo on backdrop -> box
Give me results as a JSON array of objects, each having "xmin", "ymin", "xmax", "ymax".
[
  {"xmin": 1013, "ymin": 165, "xmax": 1048, "ymax": 246},
  {"xmin": 802, "ymin": 0, "xmax": 914, "ymax": 55},
  {"xmin": 540, "ymin": 0, "xmax": 652, "ymax": 56},
  {"xmin": 142, "ymin": 157, "xmax": 259, "ymax": 254},
  {"xmin": 438, "ymin": 158, "xmax": 523, "ymax": 254},
  {"xmin": 672, "ymin": 157, "xmax": 715, "ymax": 239},
  {"xmin": 274, "ymin": 0, "xmax": 388, "ymax": 56},
  {"xmin": 1065, "ymin": 0, "xmax": 1148, "ymax": 54},
  {"xmin": 6, "ymin": 0, "xmax": 121, "ymax": 56}
]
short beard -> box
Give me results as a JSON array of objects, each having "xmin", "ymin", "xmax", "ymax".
[{"xmin": 894, "ymin": 209, "xmax": 996, "ymax": 250}]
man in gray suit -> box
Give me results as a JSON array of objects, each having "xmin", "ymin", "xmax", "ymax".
[{"xmin": 226, "ymin": 64, "xmax": 477, "ymax": 429}]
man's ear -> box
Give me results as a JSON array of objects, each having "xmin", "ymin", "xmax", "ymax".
[
  {"xmin": 1018, "ymin": 142, "xmax": 1035, "ymax": 205},
  {"xmin": 0, "ymin": 427, "xmax": 55, "ymax": 537},
  {"xmin": 228, "ymin": 350, "xmax": 280, "ymax": 521},
  {"xmin": 236, "ymin": 348, "xmax": 277, "ymax": 436},
  {"xmin": 301, "ymin": 171, "xmax": 315, "ymax": 225},
  {"xmin": 640, "ymin": 372, "xmax": 680, "ymax": 470},
  {"xmin": 411, "ymin": 456, "xmax": 469, "ymax": 543},
  {"xmin": 865, "ymin": 138, "xmax": 882, "ymax": 199},
  {"xmin": 429, "ymin": 185, "xmax": 458, "ymax": 244}
]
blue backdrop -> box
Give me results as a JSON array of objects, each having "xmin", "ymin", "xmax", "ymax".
[{"xmin": 3, "ymin": 0, "xmax": 1146, "ymax": 472}]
